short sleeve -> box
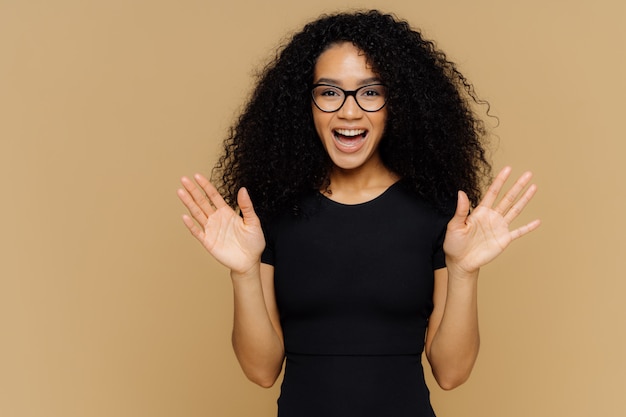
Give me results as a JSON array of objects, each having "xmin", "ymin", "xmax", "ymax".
[
  {"xmin": 431, "ymin": 217, "xmax": 448, "ymax": 270},
  {"xmin": 261, "ymin": 220, "xmax": 275, "ymax": 266}
]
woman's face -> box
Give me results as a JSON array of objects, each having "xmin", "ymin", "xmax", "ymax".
[{"xmin": 312, "ymin": 42, "xmax": 387, "ymax": 174}]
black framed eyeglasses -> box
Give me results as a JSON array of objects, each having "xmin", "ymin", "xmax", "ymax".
[{"xmin": 311, "ymin": 83, "xmax": 388, "ymax": 113}]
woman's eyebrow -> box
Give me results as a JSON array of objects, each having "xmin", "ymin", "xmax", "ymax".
[{"xmin": 314, "ymin": 77, "xmax": 382, "ymax": 86}]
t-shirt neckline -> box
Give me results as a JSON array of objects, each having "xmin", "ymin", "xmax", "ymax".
[{"xmin": 318, "ymin": 180, "xmax": 403, "ymax": 208}]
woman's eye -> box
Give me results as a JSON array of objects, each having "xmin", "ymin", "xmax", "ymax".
[
  {"xmin": 361, "ymin": 87, "xmax": 383, "ymax": 97},
  {"xmin": 321, "ymin": 89, "xmax": 340, "ymax": 97}
]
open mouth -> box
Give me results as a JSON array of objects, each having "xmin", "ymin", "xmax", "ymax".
[{"xmin": 333, "ymin": 128, "xmax": 368, "ymax": 147}]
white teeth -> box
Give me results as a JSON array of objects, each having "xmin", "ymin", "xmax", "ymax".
[{"xmin": 334, "ymin": 128, "xmax": 366, "ymax": 137}]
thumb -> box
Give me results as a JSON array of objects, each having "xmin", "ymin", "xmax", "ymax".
[
  {"xmin": 449, "ymin": 190, "xmax": 470, "ymax": 227},
  {"xmin": 237, "ymin": 187, "xmax": 260, "ymax": 225}
]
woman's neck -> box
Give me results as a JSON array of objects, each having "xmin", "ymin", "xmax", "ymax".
[{"xmin": 323, "ymin": 164, "xmax": 400, "ymax": 205}]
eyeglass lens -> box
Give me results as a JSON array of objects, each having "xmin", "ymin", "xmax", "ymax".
[{"xmin": 312, "ymin": 84, "xmax": 387, "ymax": 112}]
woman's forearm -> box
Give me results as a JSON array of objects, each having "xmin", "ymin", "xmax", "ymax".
[
  {"xmin": 427, "ymin": 266, "xmax": 480, "ymax": 390},
  {"xmin": 231, "ymin": 263, "xmax": 285, "ymax": 388}
]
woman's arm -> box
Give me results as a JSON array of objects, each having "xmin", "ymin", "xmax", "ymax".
[
  {"xmin": 425, "ymin": 167, "xmax": 540, "ymax": 390},
  {"xmin": 425, "ymin": 267, "xmax": 479, "ymax": 390},
  {"xmin": 178, "ymin": 174, "xmax": 284, "ymax": 387},
  {"xmin": 231, "ymin": 263, "xmax": 284, "ymax": 387}
]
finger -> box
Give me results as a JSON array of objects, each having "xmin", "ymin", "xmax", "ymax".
[
  {"xmin": 181, "ymin": 175, "xmax": 216, "ymax": 217},
  {"xmin": 177, "ymin": 185, "xmax": 208, "ymax": 226},
  {"xmin": 177, "ymin": 178, "xmax": 213, "ymax": 224},
  {"xmin": 447, "ymin": 190, "xmax": 470, "ymax": 229},
  {"xmin": 503, "ymin": 182, "xmax": 538, "ymax": 224},
  {"xmin": 237, "ymin": 187, "xmax": 261, "ymax": 227},
  {"xmin": 494, "ymin": 171, "xmax": 533, "ymax": 216},
  {"xmin": 181, "ymin": 214, "xmax": 206, "ymax": 242},
  {"xmin": 194, "ymin": 174, "xmax": 229, "ymax": 210},
  {"xmin": 510, "ymin": 218, "xmax": 541, "ymax": 240},
  {"xmin": 481, "ymin": 166, "xmax": 512, "ymax": 208}
]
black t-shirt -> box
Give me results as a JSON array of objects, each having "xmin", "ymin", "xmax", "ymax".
[{"xmin": 262, "ymin": 181, "xmax": 450, "ymax": 356}]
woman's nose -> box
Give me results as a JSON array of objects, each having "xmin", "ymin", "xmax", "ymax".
[{"xmin": 337, "ymin": 95, "xmax": 363, "ymax": 119}]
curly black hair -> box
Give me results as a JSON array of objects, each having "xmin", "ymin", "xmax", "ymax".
[{"xmin": 212, "ymin": 9, "xmax": 491, "ymax": 223}]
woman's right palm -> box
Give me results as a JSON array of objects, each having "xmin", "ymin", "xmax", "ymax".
[{"xmin": 177, "ymin": 174, "xmax": 265, "ymax": 274}]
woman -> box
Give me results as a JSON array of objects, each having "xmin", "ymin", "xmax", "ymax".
[{"xmin": 177, "ymin": 10, "xmax": 540, "ymax": 417}]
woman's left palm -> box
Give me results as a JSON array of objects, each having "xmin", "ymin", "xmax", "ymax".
[{"xmin": 443, "ymin": 167, "xmax": 541, "ymax": 274}]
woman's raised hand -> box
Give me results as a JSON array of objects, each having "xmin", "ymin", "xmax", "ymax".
[
  {"xmin": 443, "ymin": 166, "xmax": 541, "ymax": 275},
  {"xmin": 177, "ymin": 174, "xmax": 266, "ymax": 275}
]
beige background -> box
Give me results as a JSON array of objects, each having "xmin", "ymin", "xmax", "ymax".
[{"xmin": 1, "ymin": 0, "xmax": 624, "ymax": 416}]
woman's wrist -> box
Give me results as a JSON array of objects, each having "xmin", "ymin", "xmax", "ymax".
[
  {"xmin": 445, "ymin": 259, "xmax": 480, "ymax": 282},
  {"xmin": 230, "ymin": 261, "xmax": 262, "ymax": 283}
]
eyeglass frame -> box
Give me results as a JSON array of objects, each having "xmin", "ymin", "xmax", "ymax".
[{"xmin": 311, "ymin": 83, "xmax": 388, "ymax": 113}]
